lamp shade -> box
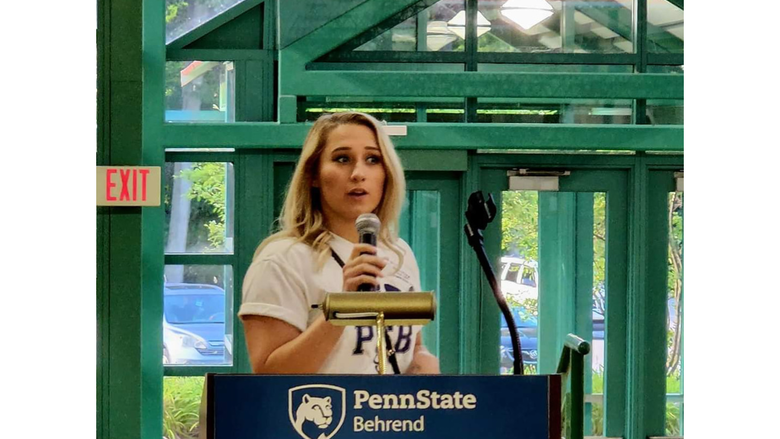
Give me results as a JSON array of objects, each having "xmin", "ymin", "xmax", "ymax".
[
  {"xmin": 446, "ymin": 10, "xmax": 491, "ymax": 40},
  {"xmin": 501, "ymin": 0, "xmax": 554, "ymax": 30},
  {"xmin": 426, "ymin": 20, "xmax": 458, "ymax": 51}
]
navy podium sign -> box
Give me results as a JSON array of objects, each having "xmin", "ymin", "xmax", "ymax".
[{"xmin": 202, "ymin": 374, "xmax": 561, "ymax": 439}]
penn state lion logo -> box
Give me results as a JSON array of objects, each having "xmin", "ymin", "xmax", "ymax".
[
  {"xmin": 288, "ymin": 385, "xmax": 345, "ymax": 439},
  {"xmin": 295, "ymin": 395, "xmax": 333, "ymax": 431}
]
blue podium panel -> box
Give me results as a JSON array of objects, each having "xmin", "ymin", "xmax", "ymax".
[{"xmin": 204, "ymin": 374, "xmax": 561, "ymax": 439}]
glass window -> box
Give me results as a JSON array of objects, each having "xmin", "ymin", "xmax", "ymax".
[
  {"xmin": 164, "ymin": 162, "xmax": 235, "ymax": 254},
  {"xmin": 302, "ymin": 101, "xmax": 418, "ymax": 123},
  {"xmin": 646, "ymin": 66, "xmax": 683, "ymax": 125},
  {"xmin": 478, "ymin": 99, "xmax": 633, "ymax": 124},
  {"xmin": 478, "ymin": 0, "xmax": 633, "ymax": 53},
  {"xmin": 666, "ymin": 191, "xmax": 684, "ymax": 435},
  {"xmin": 424, "ymin": 0, "xmax": 466, "ymax": 52},
  {"xmin": 356, "ymin": 16, "xmax": 417, "ymax": 51},
  {"xmin": 521, "ymin": 266, "xmax": 537, "ymax": 287},
  {"xmin": 351, "ymin": 0, "xmax": 467, "ymax": 52},
  {"xmin": 500, "ymin": 190, "xmax": 539, "ymax": 375},
  {"xmin": 300, "ymin": 99, "xmax": 467, "ymax": 123},
  {"xmin": 648, "ymin": 0, "xmax": 684, "ymax": 53},
  {"xmin": 163, "ymin": 265, "xmax": 234, "ymax": 367},
  {"xmin": 163, "ymin": 376, "xmax": 205, "ymax": 438},
  {"xmin": 166, "ymin": 0, "xmax": 245, "ymax": 43},
  {"xmin": 165, "ymin": 61, "xmax": 236, "ymax": 123},
  {"xmin": 506, "ymin": 263, "xmax": 521, "ymax": 283},
  {"xmin": 589, "ymin": 192, "xmax": 607, "ymax": 435},
  {"xmin": 165, "ymin": 292, "xmax": 225, "ymax": 325},
  {"xmin": 400, "ymin": 190, "xmax": 442, "ymax": 355},
  {"xmin": 427, "ymin": 105, "xmax": 465, "ymax": 122},
  {"xmin": 647, "ymin": 100, "xmax": 683, "ymax": 125}
]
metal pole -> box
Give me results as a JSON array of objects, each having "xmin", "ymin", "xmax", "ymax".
[
  {"xmin": 376, "ymin": 312, "xmax": 387, "ymax": 375},
  {"xmin": 571, "ymin": 352, "xmax": 585, "ymax": 439}
]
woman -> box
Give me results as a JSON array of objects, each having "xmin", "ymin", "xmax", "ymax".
[{"xmin": 239, "ymin": 111, "xmax": 440, "ymax": 375}]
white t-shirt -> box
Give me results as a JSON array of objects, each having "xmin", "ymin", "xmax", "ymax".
[{"xmin": 239, "ymin": 232, "xmax": 422, "ymax": 374}]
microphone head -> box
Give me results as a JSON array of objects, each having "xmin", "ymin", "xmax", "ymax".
[{"xmin": 355, "ymin": 213, "xmax": 381, "ymax": 235}]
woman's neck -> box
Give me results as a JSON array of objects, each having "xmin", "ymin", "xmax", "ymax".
[{"xmin": 327, "ymin": 219, "xmax": 359, "ymax": 243}]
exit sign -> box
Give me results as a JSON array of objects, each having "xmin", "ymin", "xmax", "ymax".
[{"xmin": 96, "ymin": 166, "xmax": 161, "ymax": 206}]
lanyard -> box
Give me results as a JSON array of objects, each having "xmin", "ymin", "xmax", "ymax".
[{"xmin": 330, "ymin": 248, "xmax": 401, "ymax": 375}]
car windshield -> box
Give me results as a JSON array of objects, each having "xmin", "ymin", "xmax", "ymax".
[
  {"xmin": 164, "ymin": 294, "xmax": 224, "ymax": 324},
  {"xmin": 500, "ymin": 307, "xmax": 537, "ymax": 328}
]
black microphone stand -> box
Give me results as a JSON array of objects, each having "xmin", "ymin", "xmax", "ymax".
[{"xmin": 464, "ymin": 191, "xmax": 524, "ymax": 375}]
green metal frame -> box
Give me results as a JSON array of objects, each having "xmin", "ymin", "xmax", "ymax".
[
  {"xmin": 166, "ymin": 49, "xmax": 275, "ymax": 61},
  {"xmin": 98, "ymin": 0, "xmax": 165, "ymax": 437},
  {"xmin": 161, "ymin": 123, "xmax": 682, "ymax": 150},
  {"xmin": 283, "ymin": 71, "xmax": 682, "ymax": 99},
  {"xmin": 625, "ymin": 158, "xmax": 683, "ymax": 438}
]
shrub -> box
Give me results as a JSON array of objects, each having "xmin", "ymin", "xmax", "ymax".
[
  {"xmin": 163, "ymin": 377, "xmax": 204, "ymax": 439},
  {"xmin": 588, "ymin": 369, "xmax": 683, "ymax": 436}
]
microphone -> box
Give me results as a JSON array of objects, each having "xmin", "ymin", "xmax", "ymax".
[{"xmin": 355, "ymin": 213, "xmax": 381, "ymax": 292}]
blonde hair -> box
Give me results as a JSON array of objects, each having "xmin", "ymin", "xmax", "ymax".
[{"xmin": 254, "ymin": 112, "xmax": 407, "ymax": 269}]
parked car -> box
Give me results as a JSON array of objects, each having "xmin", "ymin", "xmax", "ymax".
[
  {"xmin": 592, "ymin": 308, "xmax": 605, "ymax": 340},
  {"xmin": 499, "ymin": 306, "xmax": 539, "ymax": 371},
  {"xmin": 163, "ymin": 283, "xmax": 227, "ymax": 365},
  {"xmin": 499, "ymin": 257, "xmax": 538, "ymax": 302}
]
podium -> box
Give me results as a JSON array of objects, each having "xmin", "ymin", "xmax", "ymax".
[
  {"xmin": 200, "ymin": 373, "xmax": 562, "ymax": 439},
  {"xmin": 201, "ymin": 294, "xmax": 589, "ymax": 439}
]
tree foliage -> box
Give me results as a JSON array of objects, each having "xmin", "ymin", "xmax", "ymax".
[
  {"xmin": 501, "ymin": 190, "xmax": 682, "ymax": 381},
  {"xmin": 666, "ymin": 193, "xmax": 684, "ymax": 375},
  {"xmin": 589, "ymin": 368, "xmax": 683, "ymax": 436},
  {"xmin": 163, "ymin": 377, "xmax": 203, "ymax": 439},
  {"xmin": 166, "ymin": 1, "xmax": 189, "ymax": 24},
  {"xmin": 501, "ymin": 191, "xmax": 538, "ymax": 261},
  {"xmin": 166, "ymin": 0, "xmax": 239, "ymax": 41},
  {"xmin": 593, "ymin": 193, "xmax": 607, "ymax": 315},
  {"xmin": 177, "ymin": 163, "xmax": 227, "ymax": 250}
]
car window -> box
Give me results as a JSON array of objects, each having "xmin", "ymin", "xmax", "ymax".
[
  {"xmin": 505, "ymin": 263, "xmax": 521, "ymax": 283},
  {"xmin": 164, "ymin": 294, "xmax": 225, "ymax": 324},
  {"xmin": 520, "ymin": 266, "xmax": 537, "ymax": 287}
]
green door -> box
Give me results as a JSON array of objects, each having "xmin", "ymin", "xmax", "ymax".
[
  {"xmin": 477, "ymin": 160, "xmax": 629, "ymax": 438},
  {"xmin": 400, "ymin": 171, "xmax": 462, "ymax": 374}
]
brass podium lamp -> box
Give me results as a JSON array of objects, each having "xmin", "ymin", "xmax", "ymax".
[{"xmin": 314, "ymin": 292, "xmax": 436, "ymax": 375}]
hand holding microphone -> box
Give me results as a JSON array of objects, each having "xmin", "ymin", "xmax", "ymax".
[{"xmin": 341, "ymin": 213, "xmax": 386, "ymax": 292}]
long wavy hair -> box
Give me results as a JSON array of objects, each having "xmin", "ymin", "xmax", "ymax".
[{"xmin": 253, "ymin": 112, "xmax": 407, "ymax": 270}]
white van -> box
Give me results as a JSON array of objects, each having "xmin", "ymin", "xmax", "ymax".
[{"xmin": 499, "ymin": 257, "xmax": 539, "ymax": 301}]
